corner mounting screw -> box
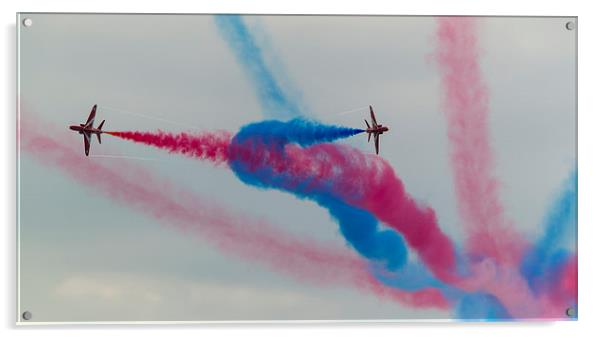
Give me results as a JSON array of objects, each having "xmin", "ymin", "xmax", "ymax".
[
  {"xmin": 565, "ymin": 21, "xmax": 575, "ymax": 30},
  {"xmin": 22, "ymin": 311, "xmax": 32, "ymax": 321},
  {"xmin": 566, "ymin": 307, "xmax": 576, "ymax": 318}
]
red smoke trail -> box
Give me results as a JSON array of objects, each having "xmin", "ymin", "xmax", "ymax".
[
  {"xmin": 20, "ymin": 115, "xmax": 447, "ymax": 310},
  {"xmin": 435, "ymin": 17, "xmax": 526, "ymax": 265},
  {"xmin": 106, "ymin": 130, "xmax": 231, "ymax": 164}
]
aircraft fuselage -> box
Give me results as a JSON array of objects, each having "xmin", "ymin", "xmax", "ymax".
[
  {"xmin": 366, "ymin": 125, "xmax": 389, "ymax": 135},
  {"xmin": 69, "ymin": 124, "xmax": 103, "ymax": 135}
]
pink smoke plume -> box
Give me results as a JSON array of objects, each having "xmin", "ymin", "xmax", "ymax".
[
  {"xmin": 19, "ymin": 114, "xmax": 448, "ymax": 310},
  {"xmin": 435, "ymin": 17, "xmax": 526, "ymax": 265},
  {"xmin": 107, "ymin": 130, "xmax": 231, "ymax": 165}
]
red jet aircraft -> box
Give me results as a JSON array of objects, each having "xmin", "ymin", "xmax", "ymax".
[
  {"xmin": 69, "ymin": 104, "xmax": 105, "ymax": 156},
  {"xmin": 364, "ymin": 105, "xmax": 389, "ymax": 155}
]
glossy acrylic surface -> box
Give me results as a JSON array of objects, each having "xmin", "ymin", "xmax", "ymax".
[{"xmin": 17, "ymin": 13, "xmax": 576, "ymax": 322}]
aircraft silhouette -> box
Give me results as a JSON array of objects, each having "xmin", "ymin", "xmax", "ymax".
[
  {"xmin": 69, "ymin": 104, "xmax": 105, "ymax": 156},
  {"xmin": 364, "ymin": 106, "xmax": 389, "ymax": 155}
]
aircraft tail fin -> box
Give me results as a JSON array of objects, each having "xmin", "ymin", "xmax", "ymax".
[
  {"xmin": 97, "ymin": 120, "xmax": 105, "ymax": 144},
  {"xmin": 365, "ymin": 119, "xmax": 370, "ymax": 129}
]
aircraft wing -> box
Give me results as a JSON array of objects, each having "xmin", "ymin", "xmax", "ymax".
[
  {"xmin": 84, "ymin": 104, "xmax": 97, "ymax": 128},
  {"xmin": 370, "ymin": 106, "xmax": 378, "ymax": 126},
  {"xmin": 374, "ymin": 133, "xmax": 380, "ymax": 155},
  {"xmin": 83, "ymin": 132, "xmax": 91, "ymax": 156}
]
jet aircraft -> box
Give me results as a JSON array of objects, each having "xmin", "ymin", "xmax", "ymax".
[
  {"xmin": 364, "ymin": 105, "xmax": 389, "ymax": 155},
  {"xmin": 69, "ymin": 104, "xmax": 105, "ymax": 156}
]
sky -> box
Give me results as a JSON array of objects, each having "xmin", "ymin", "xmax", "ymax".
[{"xmin": 17, "ymin": 14, "xmax": 576, "ymax": 321}]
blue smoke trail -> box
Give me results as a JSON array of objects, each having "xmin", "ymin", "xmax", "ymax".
[
  {"xmin": 521, "ymin": 169, "xmax": 577, "ymax": 293},
  {"xmin": 318, "ymin": 195, "xmax": 408, "ymax": 271},
  {"xmin": 214, "ymin": 15, "xmax": 304, "ymax": 120},
  {"xmin": 234, "ymin": 118, "xmax": 364, "ymax": 147}
]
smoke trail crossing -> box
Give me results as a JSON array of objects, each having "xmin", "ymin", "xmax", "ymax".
[
  {"xmin": 229, "ymin": 119, "xmax": 461, "ymax": 284},
  {"xmin": 211, "ymin": 14, "xmax": 452, "ymax": 296},
  {"xmin": 521, "ymin": 170, "xmax": 577, "ymax": 307}
]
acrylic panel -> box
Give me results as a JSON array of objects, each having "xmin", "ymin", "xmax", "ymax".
[{"xmin": 17, "ymin": 13, "xmax": 577, "ymax": 323}]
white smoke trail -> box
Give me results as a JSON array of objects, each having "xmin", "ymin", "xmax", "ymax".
[
  {"xmin": 321, "ymin": 106, "xmax": 369, "ymax": 120},
  {"xmin": 99, "ymin": 105, "xmax": 203, "ymax": 130}
]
